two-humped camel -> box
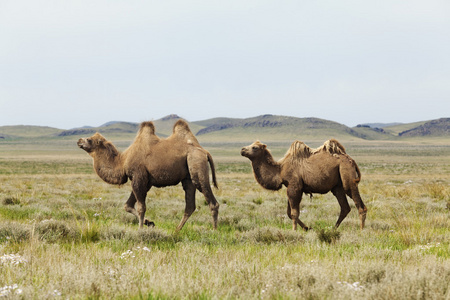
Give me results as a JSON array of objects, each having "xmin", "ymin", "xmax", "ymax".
[
  {"xmin": 241, "ymin": 139, "xmax": 367, "ymax": 230},
  {"xmin": 77, "ymin": 120, "xmax": 219, "ymax": 231}
]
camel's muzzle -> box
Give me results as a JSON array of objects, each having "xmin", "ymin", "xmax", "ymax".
[
  {"xmin": 77, "ymin": 138, "xmax": 84, "ymax": 148},
  {"xmin": 77, "ymin": 138, "xmax": 89, "ymax": 151}
]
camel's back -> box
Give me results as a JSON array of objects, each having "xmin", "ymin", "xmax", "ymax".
[{"xmin": 282, "ymin": 151, "xmax": 341, "ymax": 193}]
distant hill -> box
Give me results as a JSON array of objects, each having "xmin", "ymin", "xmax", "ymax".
[
  {"xmin": 1, "ymin": 115, "xmax": 450, "ymax": 141},
  {"xmin": 194, "ymin": 115, "xmax": 378, "ymax": 141},
  {"xmin": 381, "ymin": 121, "xmax": 428, "ymax": 136},
  {"xmin": 0, "ymin": 125, "xmax": 62, "ymax": 139},
  {"xmin": 398, "ymin": 118, "xmax": 450, "ymax": 137},
  {"xmin": 359, "ymin": 122, "xmax": 402, "ymax": 128},
  {"xmin": 152, "ymin": 114, "xmax": 203, "ymax": 137},
  {"xmin": 58, "ymin": 122, "xmax": 139, "ymax": 137},
  {"xmin": 56, "ymin": 114, "xmax": 203, "ymax": 139}
]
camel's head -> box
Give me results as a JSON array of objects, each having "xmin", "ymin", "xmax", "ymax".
[
  {"xmin": 241, "ymin": 141, "xmax": 267, "ymax": 159},
  {"xmin": 77, "ymin": 133, "xmax": 107, "ymax": 153}
]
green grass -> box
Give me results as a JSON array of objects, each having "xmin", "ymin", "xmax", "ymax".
[{"xmin": 0, "ymin": 139, "xmax": 449, "ymax": 299}]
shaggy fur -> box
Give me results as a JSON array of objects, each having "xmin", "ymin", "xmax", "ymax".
[
  {"xmin": 241, "ymin": 140, "xmax": 367, "ymax": 231},
  {"xmin": 78, "ymin": 120, "xmax": 219, "ymax": 230}
]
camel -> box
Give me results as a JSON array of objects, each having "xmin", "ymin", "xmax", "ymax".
[
  {"xmin": 77, "ymin": 120, "xmax": 219, "ymax": 231},
  {"xmin": 241, "ymin": 139, "xmax": 367, "ymax": 231}
]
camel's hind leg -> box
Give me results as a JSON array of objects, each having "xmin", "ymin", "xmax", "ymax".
[
  {"xmin": 340, "ymin": 162, "xmax": 367, "ymax": 229},
  {"xmin": 332, "ymin": 186, "xmax": 351, "ymax": 228},
  {"xmin": 287, "ymin": 186, "xmax": 309, "ymax": 231},
  {"xmin": 175, "ymin": 179, "xmax": 197, "ymax": 232},
  {"xmin": 187, "ymin": 148, "xmax": 219, "ymax": 230},
  {"xmin": 346, "ymin": 186, "xmax": 367, "ymax": 230}
]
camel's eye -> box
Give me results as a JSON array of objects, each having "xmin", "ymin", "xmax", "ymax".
[{"xmin": 252, "ymin": 146, "xmax": 259, "ymax": 150}]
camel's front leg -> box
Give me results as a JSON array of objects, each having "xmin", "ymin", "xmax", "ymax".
[
  {"xmin": 130, "ymin": 177, "xmax": 151, "ymax": 229},
  {"xmin": 332, "ymin": 186, "xmax": 351, "ymax": 228},
  {"xmin": 287, "ymin": 186, "xmax": 309, "ymax": 231},
  {"xmin": 124, "ymin": 191, "xmax": 154, "ymax": 227}
]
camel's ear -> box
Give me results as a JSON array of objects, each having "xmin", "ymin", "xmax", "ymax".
[
  {"xmin": 94, "ymin": 139, "xmax": 107, "ymax": 149},
  {"xmin": 255, "ymin": 140, "xmax": 266, "ymax": 149}
]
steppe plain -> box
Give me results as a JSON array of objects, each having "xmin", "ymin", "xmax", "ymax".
[{"xmin": 1, "ymin": 116, "xmax": 449, "ymax": 299}]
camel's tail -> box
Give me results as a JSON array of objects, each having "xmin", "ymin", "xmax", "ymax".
[
  {"xmin": 207, "ymin": 152, "xmax": 219, "ymax": 189},
  {"xmin": 354, "ymin": 160, "xmax": 362, "ymax": 184}
]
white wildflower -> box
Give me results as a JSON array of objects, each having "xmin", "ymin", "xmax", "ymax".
[
  {"xmin": 0, "ymin": 254, "xmax": 28, "ymax": 265},
  {"xmin": 104, "ymin": 267, "xmax": 118, "ymax": 279},
  {"xmin": 0, "ymin": 284, "xmax": 22, "ymax": 297},
  {"xmin": 337, "ymin": 281, "xmax": 364, "ymax": 291},
  {"xmin": 40, "ymin": 219, "xmax": 54, "ymax": 223},
  {"xmin": 120, "ymin": 250, "xmax": 135, "ymax": 259},
  {"xmin": 418, "ymin": 242, "xmax": 441, "ymax": 251},
  {"xmin": 135, "ymin": 246, "xmax": 151, "ymax": 252}
]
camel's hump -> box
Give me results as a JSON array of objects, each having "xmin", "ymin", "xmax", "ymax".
[
  {"xmin": 173, "ymin": 119, "xmax": 192, "ymax": 134},
  {"xmin": 288, "ymin": 140, "xmax": 314, "ymax": 158},
  {"xmin": 139, "ymin": 121, "xmax": 156, "ymax": 135},
  {"xmin": 320, "ymin": 139, "xmax": 346, "ymax": 154},
  {"xmin": 285, "ymin": 139, "xmax": 346, "ymax": 160}
]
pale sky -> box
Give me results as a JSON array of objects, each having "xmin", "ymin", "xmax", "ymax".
[{"xmin": 1, "ymin": 1, "xmax": 449, "ymax": 129}]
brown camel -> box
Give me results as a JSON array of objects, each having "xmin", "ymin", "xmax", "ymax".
[
  {"xmin": 77, "ymin": 120, "xmax": 219, "ymax": 231},
  {"xmin": 241, "ymin": 139, "xmax": 367, "ymax": 231}
]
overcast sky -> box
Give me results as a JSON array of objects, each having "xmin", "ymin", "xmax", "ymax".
[{"xmin": 1, "ymin": 1, "xmax": 449, "ymax": 129}]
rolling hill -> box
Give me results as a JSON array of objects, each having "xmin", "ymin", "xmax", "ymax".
[
  {"xmin": 0, "ymin": 125, "xmax": 62, "ymax": 139},
  {"xmin": 194, "ymin": 115, "xmax": 380, "ymax": 142},
  {"xmin": 398, "ymin": 118, "xmax": 450, "ymax": 137},
  {"xmin": 1, "ymin": 115, "xmax": 449, "ymax": 142}
]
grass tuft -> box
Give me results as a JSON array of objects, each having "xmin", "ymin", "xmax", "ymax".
[
  {"xmin": 0, "ymin": 222, "xmax": 30, "ymax": 242},
  {"xmin": 124, "ymin": 228, "xmax": 178, "ymax": 244},
  {"xmin": 240, "ymin": 226, "xmax": 303, "ymax": 244},
  {"xmin": 2, "ymin": 197, "xmax": 21, "ymax": 205},
  {"xmin": 317, "ymin": 227, "xmax": 341, "ymax": 244}
]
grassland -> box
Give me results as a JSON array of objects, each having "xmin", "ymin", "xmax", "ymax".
[{"xmin": 0, "ymin": 137, "xmax": 449, "ymax": 299}]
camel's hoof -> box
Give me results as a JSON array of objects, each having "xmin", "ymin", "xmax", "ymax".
[
  {"xmin": 144, "ymin": 220, "xmax": 155, "ymax": 227},
  {"xmin": 303, "ymin": 227, "xmax": 310, "ymax": 232}
]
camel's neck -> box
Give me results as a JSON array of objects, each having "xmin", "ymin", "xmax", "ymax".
[
  {"xmin": 91, "ymin": 148, "xmax": 128, "ymax": 185},
  {"xmin": 251, "ymin": 153, "xmax": 283, "ymax": 191}
]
